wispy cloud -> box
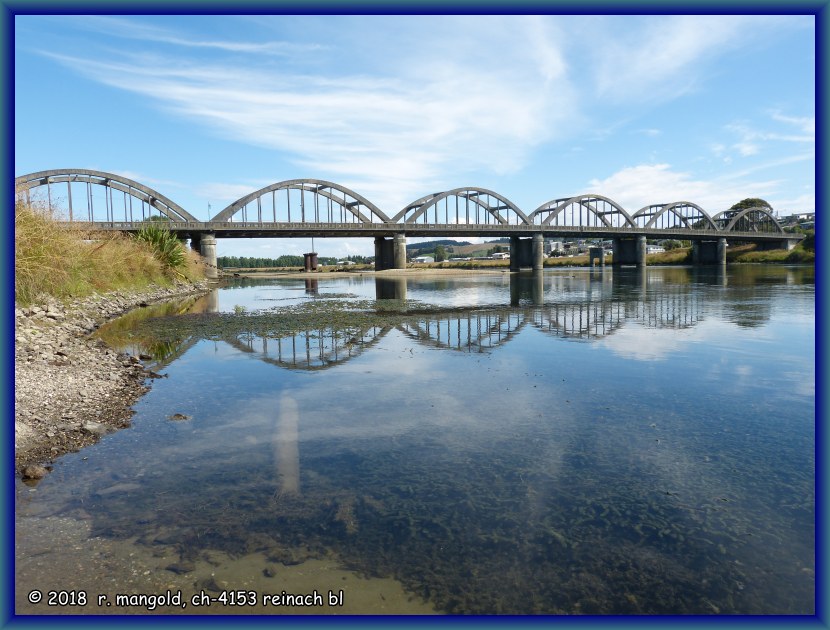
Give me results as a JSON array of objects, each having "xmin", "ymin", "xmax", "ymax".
[
  {"xmin": 591, "ymin": 16, "xmax": 800, "ymax": 104},
  {"xmin": 39, "ymin": 17, "xmax": 579, "ymax": 213},
  {"xmin": 62, "ymin": 16, "xmax": 324, "ymax": 56}
]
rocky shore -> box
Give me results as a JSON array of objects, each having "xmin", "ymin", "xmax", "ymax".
[{"xmin": 14, "ymin": 280, "xmax": 211, "ymax": 477}]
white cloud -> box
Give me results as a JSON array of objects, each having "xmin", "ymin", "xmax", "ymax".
[
  {"xmin": 39, "ymin": 17, "xmax": 578, "ymax": 215},
  {"xmin": 600, "ymin": 319, "xmax": 735, "ymax": 361},
  {"xmin": 592, "ymin": 16, "xmax": 780, "ymax": 103},
  {"xmin": 770, "ymin": 111, "xmax": 815, "ymax": 135},
  {"xmin": 587, "ymin": 163, "xmax": 782, "ymax": 213}
]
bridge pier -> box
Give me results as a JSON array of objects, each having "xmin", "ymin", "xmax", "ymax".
[
  {"xmin": 394, "ymin": 234, "xmax": 407, "ymax": 269},
  {"xmin": 612, "ymin": 236, "xmax": 646, "ymax": 266},
  {"xmin": 510, "ymin": 236, "xmax": 537, "ymax": 271},
  {"xmin": 303, "ymin": 252, "xmax": 318, "ymax": 271},
  {"xmin": 199, "ymin": 233, "xmax": 218, "ymax": 279},
  {"xmin": 532, "ymin": 234, "xmax": 545, "ymax": 271},
  {"xmin": 588, "ymin": 246, "xmax": 605, "ymax": 267},
  {"xmin": 691, "ymin": 238, "xmax": 727, "ymax": 265},
  {"xmin": 374, "ymin": 235, "xmax": 407, "ymax": 270},
  {"xmin": 189, "ymin": 233, "xmax": 201, "ymax": 253}
]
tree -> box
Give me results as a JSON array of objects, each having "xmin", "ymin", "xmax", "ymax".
[
  {"xmin": 434, "ymin": 245, "xmax": 447, "ymax": 262},
  {"xmin": 728, "ymin": 198, "xmax": 772, "ymax": 212}
]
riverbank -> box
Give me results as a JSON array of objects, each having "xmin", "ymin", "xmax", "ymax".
[{"xmin": 14, "ymin": 279, "xmax": 212, "ymax": 476}]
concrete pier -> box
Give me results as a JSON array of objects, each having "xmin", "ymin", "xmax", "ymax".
[
  {"xmin": 509, "ymin": 236, "xmax": 536, "ymax": 271},
  {"xmin": 394, "ymin": 234, "xmax": 407, "ymax": 269},
  {"xmin": 692, "ymin": 238, "xmax": 727, "ymax": 264},
  {"xmin": 374, "ymin": 235, "xmax": 407, "ymax": 270},
  {"xmin": 532, "ymin": 234, "xmax": 545, "ymax": 271},
  {"xmin": 199, "ymin": 233, "xmax": 218, "ymax": 279},
  {"xmin": 303, "ymin": 252, "xmax": 318, "ymax": 271},
  {"xmin": 588, "ymin": 246, "xmax": 605, "ymax": 267},
  {"xmin": 612, "ymin": 236, "xmax": 647, "ymax": 267}
]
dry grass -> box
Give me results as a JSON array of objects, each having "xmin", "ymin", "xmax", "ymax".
[{"xmin": 14, "ymin": 199, "xmax": 203, "ymax": 305}]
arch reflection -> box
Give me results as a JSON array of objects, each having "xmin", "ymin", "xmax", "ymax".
[{"xmin": 107, "ymin": 267, "xmax": 795, "ymax": 372}]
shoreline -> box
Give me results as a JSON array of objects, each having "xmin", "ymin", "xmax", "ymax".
[{"xmin": 14, "ymin": 279, "xmax": 212, "ymax": 476}]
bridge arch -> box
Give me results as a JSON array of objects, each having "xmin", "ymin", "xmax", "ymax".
[
  {"xmin": 392, "ymin": 188, "xmax": 530, "ymax": 226},
  {"xmin": 14, "ymin": 168, "xmax": 197, "ymax": 222},
  {"xmin": 529, "ymin": 194, "xmax": 636, "ymax": 228},
  {"xmin": 223, "ymin": 325, "xmax": 391, "ymax": 371},
  {"xmin": 396, "ymin": 310, "xmax": 526, "ymax": 352},
  {"xmin": 713, "ymin": 206, "xmax": 786, "ymax": 233},
  {"xmin": 631, "ymin": 201, "xmax": 718, "ymax": 231},
  {"xmin": 212, "ymin": 179, "xmax": 390, "ymax": 224}
]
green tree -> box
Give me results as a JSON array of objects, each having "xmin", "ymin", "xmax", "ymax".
[
  {"xmin": 434, "ymin": 245, "xmax": 447, "ymax": 262},
  {"xmin": 728, "ymin": 198, "xmax": 772, "ymax": 212}
]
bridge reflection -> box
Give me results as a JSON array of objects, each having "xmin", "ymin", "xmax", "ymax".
[{"xmin": 105, "ymin": 267, "xmax": 806, "ymax": 371}]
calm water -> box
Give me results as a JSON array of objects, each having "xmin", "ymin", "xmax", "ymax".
[{"xmin": 15, "ymin": 266, "xmax": 815, "ymax": 615}]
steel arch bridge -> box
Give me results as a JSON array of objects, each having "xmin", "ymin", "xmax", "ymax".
[{"xmin": 15, "ymin": 168, "xmax": 796, "ymax": 238}]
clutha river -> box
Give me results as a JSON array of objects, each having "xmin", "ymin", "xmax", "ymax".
[{"xmin": 15, "ymin": 265, "xmax": 815, "ymax": 615}]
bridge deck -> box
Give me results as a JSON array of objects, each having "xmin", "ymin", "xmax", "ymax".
[{"xmin": 64, "ymin": 221, "xmax": 800, "ymax": 242}]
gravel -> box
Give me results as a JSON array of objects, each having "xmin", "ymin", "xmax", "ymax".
[{"xmin": 14, "ymin": 280, "xmax": 211, "ymax": 473}]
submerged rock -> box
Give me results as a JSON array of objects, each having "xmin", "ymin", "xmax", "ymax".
[{"xmin": 21, "ymin": 464, "xmax": 49, "ymax": 480}]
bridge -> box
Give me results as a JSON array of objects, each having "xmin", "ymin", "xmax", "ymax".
[{"xmin": 15, "ymin": 169, "xmax": 802, "ymax": 278}]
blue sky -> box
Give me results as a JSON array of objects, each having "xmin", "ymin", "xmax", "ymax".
[{"xmin": 14, "ymin": 14, "xmax": 815, "ymax": 258}]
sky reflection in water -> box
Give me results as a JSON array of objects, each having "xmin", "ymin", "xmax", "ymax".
[{"xmin": 17, "ymin": 266, "xmax": 815, "ymax": 615}]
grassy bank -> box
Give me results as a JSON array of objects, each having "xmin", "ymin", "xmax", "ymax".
[{"xmin": 14, "ymin": 200, "xmax": 205, "ymax": 306}]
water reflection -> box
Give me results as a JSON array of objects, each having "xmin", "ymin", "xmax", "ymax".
[
  {"xmin": 23, "ymin": 266, "xmax": 813, "ymax": 616},
  {"xmin": 98, "ymin": 267, "xmax": 804, "ymax": 370}
]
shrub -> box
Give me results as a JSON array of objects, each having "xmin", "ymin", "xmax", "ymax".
[{"xmin": 133, "ymin": 223, "xmax": 187, "ymax": 272}]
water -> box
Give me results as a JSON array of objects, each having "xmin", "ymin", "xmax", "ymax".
[{"xmin": 15, "ymin": 266, "xmax": 815, "ymax": 615}]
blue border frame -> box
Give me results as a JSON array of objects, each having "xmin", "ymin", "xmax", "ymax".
[{"xmin": 3, "ymin": 2, "xmax": 825, "ymax": 628}]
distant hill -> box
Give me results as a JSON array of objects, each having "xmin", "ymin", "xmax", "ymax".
[{"xmin": 406, "ymin": 239, "xmax": 471, "ymax": 251}]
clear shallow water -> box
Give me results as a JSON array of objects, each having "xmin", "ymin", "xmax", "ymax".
[{"xmin": 16, "ymin": 266, "xmax": 815, "ymax": 615}]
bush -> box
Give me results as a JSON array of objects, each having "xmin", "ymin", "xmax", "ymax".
[{"xmin": 133, "ymin": 223, "xmax": 187, "ymax": 272}]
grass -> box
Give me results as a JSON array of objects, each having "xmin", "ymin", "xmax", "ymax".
[
  {"xmin": 14, "ymin": 198, "xmax": 205, "ymax": 306},
  {"xmin": 726, "ymin": 242, "xmax": 814, "ymax": 264}
]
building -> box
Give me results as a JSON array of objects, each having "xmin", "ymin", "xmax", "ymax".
[{"xmin": 412, "ymin": 256, "xmax": 434, "ymax": 263}]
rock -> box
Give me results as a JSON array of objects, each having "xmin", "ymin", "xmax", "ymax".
[
  {"xmin": 168, "ymin": 413, "xmax": 191, "ymax": 421},
  {"xmin": 81, "ymin": 421, "xmax": 111, "ymax": 437},
  {"xmin": 194, "ymin": 577, "xmax": 222, "ymax": 592},
  {"xmin": 21, "ymin": 464, "xmax": 49, "ymax": 480},
  {"xmin": 165, "ymin": 562, "xmax": 196, "ymax": 575}
]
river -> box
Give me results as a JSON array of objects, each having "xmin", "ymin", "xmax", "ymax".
[{"xmin": 15, "ymin": 265, "xmax": 815, "ymax": 615}]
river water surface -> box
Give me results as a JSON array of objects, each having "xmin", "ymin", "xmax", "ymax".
[{"xmin": 15, "ymin": 266, "xmax": 815, "ymax": 615}]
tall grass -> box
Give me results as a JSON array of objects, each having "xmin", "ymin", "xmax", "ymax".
[{"xmin": 14, "ymin": 199, "xmax": 203, "ymax": 306}]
